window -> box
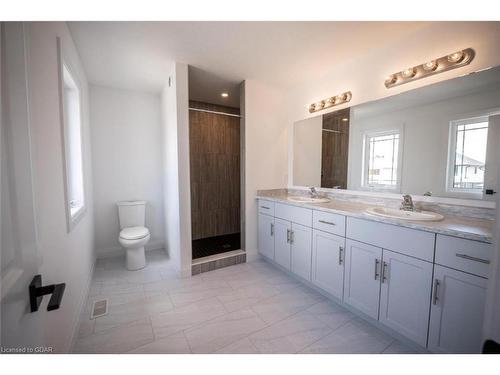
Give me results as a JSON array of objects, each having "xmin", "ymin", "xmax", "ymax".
[
  {"xmin": 447, "ymin": 117, "xmax": 488, "ymax": 194},
  {"xmin": 363, "ymin": 130, "xmax": 402, "ymax": 190},
  {"xmin": 59, "ymin": 42, "xmax": 85, "ymax": 231}
]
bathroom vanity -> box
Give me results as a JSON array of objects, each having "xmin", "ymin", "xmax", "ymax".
[{"xmin": 256, "ymin": 193, "xmax": 493, "ymax": 353}]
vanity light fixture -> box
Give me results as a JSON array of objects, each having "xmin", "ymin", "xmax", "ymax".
[
  {"xmin": 384, "ymin": 48, "xmax": 475, "ymax": 88},
  {"xmin": 309, "ymin": 91, "xmax": 352, "ymax": 113},
  {"xmin": 221, "ymin": 92, "xmax": 229, "ymax": 98}
]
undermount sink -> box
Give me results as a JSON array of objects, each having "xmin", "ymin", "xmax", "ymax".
[
  {"xmin": 287, "ymin": 196, "xmax": 331, "ymax": 204},
  {"xmin": 365, "ymin": 206, "xmax": 444, "ymax": 222}
]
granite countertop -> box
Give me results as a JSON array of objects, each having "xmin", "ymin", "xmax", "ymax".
[{"xmin": 256, "ymin": 191, "xmax": 494, "ymax": 244}]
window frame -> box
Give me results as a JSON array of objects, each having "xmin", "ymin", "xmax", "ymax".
[
  {"xmin": 446, "ymin": 115, "xmax": 489, "ymax": 197},
  {"xmin": 362, "ymin": 128, "xmax": 404, "ymax": 192},
  {"xmin": 57, "ymin": 37, "xmax": 86, "ymax": 232}
]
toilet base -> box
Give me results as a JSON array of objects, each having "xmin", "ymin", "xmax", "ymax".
[{"xmin": 126, "ymin": 246, "xmax": 146, "ymax": 271}]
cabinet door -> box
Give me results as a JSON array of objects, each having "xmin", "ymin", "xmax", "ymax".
[
  {"xmin": 274, "ymin": 218, "xmax": 291, "ymax": 270},
  {"xmin": 379, "ymin": 249, "xmax": 433, "ymax": 346},
  {"xmin": 312, "ymin": 230, "xmax": 345, "ymax": 300},
  {"xmin": 343, "ymin": 239, "xmax": 382, "ymax": 320},
  {"xmin": 428, "ymin": 265, "xmax": 488, "ymax": 353},
  {"xmin": 290, "ymin": 223, "xmax": 313, "ymax": 281},
  {"xmin": 258, "ymin": 213, "xmax": 275, "ymax": 260}
]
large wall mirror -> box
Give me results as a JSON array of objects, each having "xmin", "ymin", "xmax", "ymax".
[{"xmin": 293, "ymin": 65, "xmax": 500, "ymax": 200}]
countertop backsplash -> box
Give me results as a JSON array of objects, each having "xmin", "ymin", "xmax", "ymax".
[{"xmin": 257, "ymin": 188, "xmax": 496, "ymax": 221}]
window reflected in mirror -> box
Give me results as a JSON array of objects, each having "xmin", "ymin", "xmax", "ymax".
[
  {"xmin": 364, "ymin": 131, "xmax": 401, "ymax": 190},
  {"xmin": 448, "ymin": 117, "xmax": 488, "ymax": 193}
]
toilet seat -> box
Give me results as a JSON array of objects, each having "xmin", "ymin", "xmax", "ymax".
[{"xmin": 119, "ymin": 226, "xmax": 150, "ymax": 240}]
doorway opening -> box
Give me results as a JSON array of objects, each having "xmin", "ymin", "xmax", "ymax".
[{"xmin": 188, "ymin": 67, "xmax": 243, "ymax": 263}]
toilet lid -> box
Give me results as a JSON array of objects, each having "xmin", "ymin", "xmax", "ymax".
[{"xmin": 120, "ymin": 226, "xmax": 149, "ymax": 240}]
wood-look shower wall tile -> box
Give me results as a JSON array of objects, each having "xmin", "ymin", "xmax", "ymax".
[
  {"xmin": 189, "ymin": 101, "xmax": 241, "ymax": 240},
  {"xmin": 321, "ymin": 108, "xmax": 350, "ymax": 189}
]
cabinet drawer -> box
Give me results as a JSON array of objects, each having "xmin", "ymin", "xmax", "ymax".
[
  {"xmin": 435, "ymin": 235, "xmax": 491, "ymax": 278},
  {"xmin": 275, "ymin": 203, "xmax": 312, "ymax": 227},
  {"xmin": 258, "ymin": 200, "xmax": 275, "ymax": 216},
  {"xmin": 346, "ymin": 217, "xmax": 435, "ymax": 262},
  {"xmin": 313, "ymin": 210, "xmax": 345, "ymax": 236}
]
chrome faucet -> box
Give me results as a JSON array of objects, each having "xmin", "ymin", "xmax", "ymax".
[
  {"xmin": 400, "ymin": 194, "xmax": 415, "ymax": 211},
  {"xmin": 309, "ymin": 187, "xmax": 318, "ymax": 198}
]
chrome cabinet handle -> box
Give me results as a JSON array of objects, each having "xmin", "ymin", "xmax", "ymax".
[
  {"xmin": 260, "ymin": 205, "xmax": 270, "ymax": 210},
  {"xmin": 433, "ymin": 279, "xmax": 440, "ymax": 305},
  {"xmin": 290, "ymin": 231, "xmax": 295, "ymax": 244},
  {"xmin": 270, "ymin": 223, "xmax": 274, "ymax": 236},
  {"xmin": 318, "ymin": 220, "xmax": 336, "ymax": 226},
  {"xmin": 381, "ymin": 261, "xmax": 388, "ymax": 283},
  {"xmin": 338, "ymin": 246, "xmax": 344, "ymax": 265},
  {"xmin": 456, "ymin": 253, "xmax": 490, "ymax": 264},
  {"xmin": 374, "ymin": 259, "xmax": 380, "ymax": 280},
  {"xmin": 286, "ymin": 229, "xmax": 290, "ymax": 243}
]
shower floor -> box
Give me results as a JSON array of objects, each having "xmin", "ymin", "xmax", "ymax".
[{"xmin": 192, "ymin": 233, "xmax": 241, "ymax": 259}]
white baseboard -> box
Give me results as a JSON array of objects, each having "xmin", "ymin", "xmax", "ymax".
[{"xmin": 95, "ymin": 241, "xmax": 165, "ymax": 259}]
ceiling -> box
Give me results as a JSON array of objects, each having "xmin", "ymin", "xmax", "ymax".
[
  {"xmin": 188, "ymin": 66, "xmax": 241, "ymax": 108},
  {"xmin": 68, "ymin": 22, "xmax": 430, "ymax": 96}
]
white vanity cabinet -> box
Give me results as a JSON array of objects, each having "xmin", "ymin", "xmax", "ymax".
[
  {"xmin": 311, "ymin": 230, "xmax": 345, "ymax": 300},
  {"xmin": 428, "ymin": 265, "xmax": 488, "ymax": 353},
  {"xmin": 427, "ymin": 235, "xmax": 491, "ymax": 353},
  {"xmin": 258, "ymin": 213, "xmax": 275, "ymax": 260},
  {"xmin": 274, "ymin": 218, "xmax": 292, "ymax": 269},
  {"xmin": 274, "ymin": 218, "xmax": 313, "ymax": 277},
  {"xmin": 345, "ymin": 218, "xmax": 435, "ymax": 344},
  {"xmin": 378, "ymin": 249, "xmax": 433, "ymax": 347},
  {"xmin": 290, "ymin": 224, "xmax": 313, "ymax": 281},
  {"xmin": 346, "ymin": 217, "xmax": 435, "ymax": 262},
  {"xmin": 256, "ymin": 198, "xmax": 491, "ymax": 353},
  {"xmin": 268, "ymin": 202, "xmax": 313, "ymax": 280},
  {"xmin": 343, "ymin": 239, "xmax": 382, "ymax": 320}
]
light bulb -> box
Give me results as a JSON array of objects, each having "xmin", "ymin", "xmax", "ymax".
[
  {"xmin": 422, "ymin": 60, "xmax": 438, "ymax": 71},
  {"xmin": 401, "ymin": 67, "xmax": 416, "ymax": 79},
  {"xmin": 337, "ymin": 93, "xmax": 348, "ymax": 102},
  {"xmin": 221, "ymin": 92, "xmax": 229, "ymax": 98},
  {"xmin": 385, "ymin": 74, "xmax": 397, "ymax": 85},
  {"xmin": 447, "ymin": 50, "xmax": 465, "ymax": 63}
]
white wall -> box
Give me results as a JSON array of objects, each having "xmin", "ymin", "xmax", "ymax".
[
  {"xmin": 89, "ymin": 85, "xmax": 164, "ymax": 257},
  {"xmin": 243, "ymin": 80, "xmax": 288, "ymax": 260},
  {"xmin": 161, "ymin": 62, "xmax": 192, "ymax": 276},
  {"xmin": 286, "ymin": 22, "xmax": 500, "ymax": 187},
  {"xmin": 26, "ymin": 22, "xmax": 95, "ymax": 352}
]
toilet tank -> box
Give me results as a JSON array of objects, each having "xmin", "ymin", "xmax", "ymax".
[{"xmin": 117, "ymin": 201, "xmax": 147, "ymax": 229}]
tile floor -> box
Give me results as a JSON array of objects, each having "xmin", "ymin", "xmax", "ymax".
[{"xmin": 73, "ymin": 249, "xmax": 418, "ymax": 354}]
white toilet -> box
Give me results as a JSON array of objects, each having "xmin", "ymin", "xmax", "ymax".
[{"xmin": 117, "ymin": 201, "xmax": 150, "ymax": 271}]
